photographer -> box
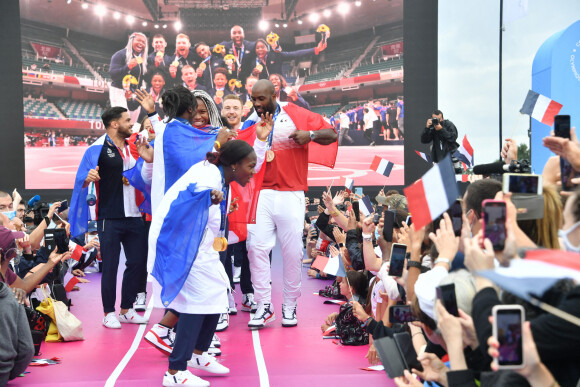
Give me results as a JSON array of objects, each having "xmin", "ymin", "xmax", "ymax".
[{"xmin": 421, "ymin": 109, "xmax": 459, "ymax": 164}]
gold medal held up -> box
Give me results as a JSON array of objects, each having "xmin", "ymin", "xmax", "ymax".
[
  {"xmin": 266, "ymin": 149, "xmax": 275, "ymax": 162},
  {"xmin": 122, "ymin": 176, "xmax": 130, "ymax": 186}
]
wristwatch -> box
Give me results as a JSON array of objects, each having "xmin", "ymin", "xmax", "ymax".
[
  {"xmin": 309, "ymin": 131, "xmax": 316, "ymax": 141},
  {"xmin": 338, "ymin": 242, "xmax": 345, "ymax": 248}
]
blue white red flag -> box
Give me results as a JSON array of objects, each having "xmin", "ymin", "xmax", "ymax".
[
  {"xmin": 520, "ymin": 89, "xmax": 563, "ymax": 126},
  {"xmin": 403, "ymin": 154, "xmax": 460, "ymax": 231}
]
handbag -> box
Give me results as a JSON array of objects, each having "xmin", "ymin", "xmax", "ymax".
[
  {"xmin": 334, "ymin": 303, "xmax": 369, "ymax": 346},
  {"xmin": 36, "ymin": 285, "xmax": 84, "ymax": 342}
]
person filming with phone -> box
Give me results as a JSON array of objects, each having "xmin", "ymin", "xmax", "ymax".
[{"xmin": 421, "ymin": 109, "xmax": 459, "ymax": 168}]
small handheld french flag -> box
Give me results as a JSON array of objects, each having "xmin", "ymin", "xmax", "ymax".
[
  {"xmin": 370, "ymin": 156, "xmax": 394, "ymax": 177},
  {"xmin": 343, "ymin": 177, "xmax": 354, "ymax": 192},
  {"xmin": 403, "ymin": 154, "xmax": 460, "ymax": 231},
  {"xmin": 415, "ymin": 150, "xmax": 433, "ymax": 164},
  {"xmin": 359, "ymin": 196, "xmax": 374, "ymax": 217},
  {"xmin": 520, "ymin": 89, "xmax": 563, "ymax": 126},
  {"xmin": 454, "ymin": 135, "xmax": 474, "ymax": 167}
]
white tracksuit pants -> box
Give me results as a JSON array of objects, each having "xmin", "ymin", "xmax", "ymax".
[{"xmin": 247, "ymin": 189, "xmax": 305, "ymax": 307}]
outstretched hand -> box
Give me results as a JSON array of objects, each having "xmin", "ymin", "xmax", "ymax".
[{"xmin": 135, "ymin": 89, "xmax": 156, "ymax": 114}]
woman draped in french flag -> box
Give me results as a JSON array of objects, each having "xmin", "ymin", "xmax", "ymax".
[{"xmin": 148, "ymin": 135, "xmax": 272, "ymax": 386}]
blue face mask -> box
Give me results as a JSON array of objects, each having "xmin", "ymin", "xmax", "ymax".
[{"xmin": 1, "ymin": 211, "xmax": 16, "ymax": 220}]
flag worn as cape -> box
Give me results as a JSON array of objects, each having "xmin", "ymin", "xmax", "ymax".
[{"xmin": 150, "ymin": 182, "xmax": 211, "ymax": 307}]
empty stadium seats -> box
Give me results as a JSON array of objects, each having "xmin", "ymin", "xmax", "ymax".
[
  {"xmin": 23, "ymin": 99, "xmax": 61, "ymax": 119},
  {"xmin": 56, "ymin": 99, "xmax": 104, "ymax": 120}
]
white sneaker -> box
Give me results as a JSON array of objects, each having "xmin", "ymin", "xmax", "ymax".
[
  {"xmin": 144, "ymin": 323, "xmax": 174, "ymax": 355},
  {"xmin": 119, "ymin": 308, "xmax": 149, "ymax": 324},
  {"xmin": 103, "ymin": 312, "xmax": 121, "ymax": 329},
  {"xmin": 188, "ymin": 352, "xmax": 230, "ymax": 375},
  {"xmin": 282, "ymin": 304, "xmax": 298, "ymax": 327},
  {"xmin": 248, "ymin": 302, "xmax": 275, "ymax": 329},
  {"xmin": 134, "ymin": 292, "xmax": 147, "ymax": 312},
  {"xmin": 207, "ymin": 344, "xmax": 222, "ymax": 356},
  {"xmin": 241, "ymin": 293, "xmax": 257, "ymax": 313},
  {"xmin": 233, "ymin": 266, "xmax": 241, "ymax": 283},
  {"xmin": 211, "ymin": 333, "xmax": 221, "ymax": 348},
  {"xmin": 162, "ymin": 370, "xmax": 209, "ymax": 387},
  {"xmin": 215, "ymin": 313, "xmax": 229, "ymax": 332},
  {"xmin": 228, "ymin": 291, "xmax": 237, "ymax": 315}
]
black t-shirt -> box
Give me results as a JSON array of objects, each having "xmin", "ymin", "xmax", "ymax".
[
  {"xmin": 387, "ymin": 107, "xmax": 397, "ymax": 122},
  {"xmin": 96, "ymin": 137, "xmax": 126, "ymax": 219}
]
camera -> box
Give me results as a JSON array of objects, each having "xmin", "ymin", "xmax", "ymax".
[{"xmin": 431, "ymin": 117, "xmax": 439, "ymax": 127}]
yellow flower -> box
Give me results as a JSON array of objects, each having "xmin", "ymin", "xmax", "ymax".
[
  {"xmin": 228, "ymin": 78, "xmax": 237, "ymax": 88},
  {"xmin": 317, "ymin": 24, "xmax": 330, "ymax": 33},
  {"xmin": 224, "ymin": 54, "xmax": 235, "ymax": 63},
  {"xmin": 266, "ymin": 32, "xmax": 279, "ymax": 45},
  {"xmin": 235, "ymin": 80, "xmax": 242, "ymax": 88},
  {"xmin": 213, "ymin": 44, "xmax": 225, "ymax": 55}
]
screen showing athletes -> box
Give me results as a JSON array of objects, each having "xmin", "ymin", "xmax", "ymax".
[{"xmin": 21, "ymin": 1, "xmax": 403, "ymax": 189}]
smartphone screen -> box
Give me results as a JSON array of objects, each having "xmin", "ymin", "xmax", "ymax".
[
  {"xmin": 383, "ymin": 209, "xmax": 396, "ymax": 242},
  {"xmin": 493, "ymin": 306, "xmax": 524, "ymax": 368},
  {"xmin": 58, "ymin": 200, "xmax": 68, "ymax": 212},
  {"xmin": 445, "ymin": 200, "xmax": 463, "ymax": 237},
  {"xmin": 352, "ymin": 201, "xmax": 360, "ymax": 221},
  {"xmin": 436, "ymin": 283, "xmax": 459, "ymax": 317},
  {"xmin": 388, "ymin": 243, "xmax": 407, "ymax": 277},
  {"xmin": 482, "ymin": 200, "xmax": 506, "ymax": 251},
  {"xmin": 354, "ymin": 187, "xmax": 363, "ymax": 196},
  {"xmin": 560, "ymin": 157, "xmax": 580, "ymax": 190},
  {"xmin": 554, "ymin": 115, "xmax": 570, "ymax": 139},
  {"xmin": 405, "ymin": 215, "xmax": 412, "ymax": 226},
  {"xmin": 503, "ymin": 174, "xmax": 542, "ymax": 195},
  {"xmin": 373, "ymin": 205, "xmax": 384, "ymax": 225},
  {"xmin": 389, "ymin": 305, "xmax": 417, "ymax": 323}
]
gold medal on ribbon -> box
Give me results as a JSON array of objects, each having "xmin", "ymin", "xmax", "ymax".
[
  {"xmin": 213, "ymin": 236, "xmax": 228, "ymax": 252},
  {"xmin": 156, "ymin": 51, "xmax": 164, "ymax": 58},
  {"xmin": 171, "ymin": 60, "xmax": 179, "ymax": 67},
  {"xmin": 266, "ymin": 149, "xmax": 275, "ymax": 162},
  {"xmin": 244, "ymin": 100, "xmax": 253, "ymax": 109},
  {"xmin": 216, "ymin": 90, "xmax": 224, "ymax": 98},
  {"xmin": 136, "ymin": 56, "xmax": 143, "ymax": 64},
  {"xmin": 255, "ymin": 64, "xmax": 263, "ymax": 73},
  {"xmin": 122, "ymin": 176, "xmax": 130, "ymax": 186},
  {"xmin": 199, "ymin": 62, "xmax": 207, "ymax": 71},
  {"xmin": 213, "ymin": 237, "xmax": 224, "ymax": 251}
]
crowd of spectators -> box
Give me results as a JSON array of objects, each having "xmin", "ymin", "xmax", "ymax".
[{"xmin": 300, "ymin": 129, "xmax": 580, "ymax": 387}]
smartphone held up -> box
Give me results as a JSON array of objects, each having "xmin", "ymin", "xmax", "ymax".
[
  {"xmin": 492, "ymin": 305, "xmax": 525, "ymax": 369},
  {"xmin": 482, "ymin": 199, "xmax": 507, "ymax": 251}
]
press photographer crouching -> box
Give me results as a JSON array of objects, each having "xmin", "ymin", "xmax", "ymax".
[{"xmin": 421, "ymin": 110, "xmax": 460, "ymax": 172}]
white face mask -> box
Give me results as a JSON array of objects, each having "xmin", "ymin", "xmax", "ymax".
[{"xmin": 558, "ymin": 221, "xmax": 580, "ymax": 252}]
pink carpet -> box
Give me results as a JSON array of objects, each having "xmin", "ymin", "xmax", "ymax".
[{"xmin": 11, "ymin": 246, "xmax": 395, "ymax": 386}]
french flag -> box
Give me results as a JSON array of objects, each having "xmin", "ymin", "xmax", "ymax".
[
  {"xmin": 312, "ymin": 253, "xmax": 347, "ymax": 277},
  {"xmin": 359, "ymin": 195, "xmax": 374, "ymax": 217},
  {"xmin": 370, "ymin": 156, "xmax": 394, "ymax": 177},
  {"xmin": 63, "ymin": 272, "xmax": 80, "ymax": 292},
  {"xmin": 343, "ymin": 177, "xmax": 354, "ymax": 192},
  {"xmin": 454, "ymin": 135, "xmax": 474, "ymax": 167},
  {"xmin": 519, "ymin": 89, "xmax": 563, "ymax": 126},
  {"xmin": 476, "ymin": 249, "xmax": 580, "ymax": 302},
  {"xmin": 403, "ymin": 154, "xmax": 460, "ymax": 231},
  {"xmin": 415, "ymin": 150, "xmax": 433, "ymax": 164}
]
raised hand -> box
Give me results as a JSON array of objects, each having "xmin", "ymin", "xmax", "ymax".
[
  {"xmin": 135, "ymin": 89, "xmax": 156, "ymax": 114},
  {"xmin": 135, "ymin": 134, "xmax": 154, "ymax": 163},
  {"xmin": 256, "ymin": 112, "xmax": 274, "ymax": 142},
  {"xmin": 210, "ymin": 189, "xmax": 223, "ymax": 205}
]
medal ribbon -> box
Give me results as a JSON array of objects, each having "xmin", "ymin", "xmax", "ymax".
[
  {"xmin": 217, "ymin": 165, "xmax": 229, "ymax": 237},
  {"xmin": 266, "ymin": 104, "xmax": 281, "ymax": 150}
]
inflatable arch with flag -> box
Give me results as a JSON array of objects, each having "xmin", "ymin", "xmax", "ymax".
[{"xmin": 531, "ymin": 19, "xmax": 580, "ymax": 172}]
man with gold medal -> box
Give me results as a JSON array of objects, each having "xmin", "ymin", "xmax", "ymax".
[{"xmin": 240, "ymin": 80, "xmax": 338, "ymax": 329}]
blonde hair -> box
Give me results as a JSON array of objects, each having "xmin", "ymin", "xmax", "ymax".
[{"xmin": 537, "ymin": 185, "xmax": 562, "ymax": 249}]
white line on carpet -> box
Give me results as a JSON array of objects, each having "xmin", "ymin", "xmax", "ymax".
[
  {"xmin": 104, "ymin": 296, "xmax": 155, "ymax": 387},
  {"xmin": 250, "ymin": 312, "xmax": 270, "ymax": 387}
]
